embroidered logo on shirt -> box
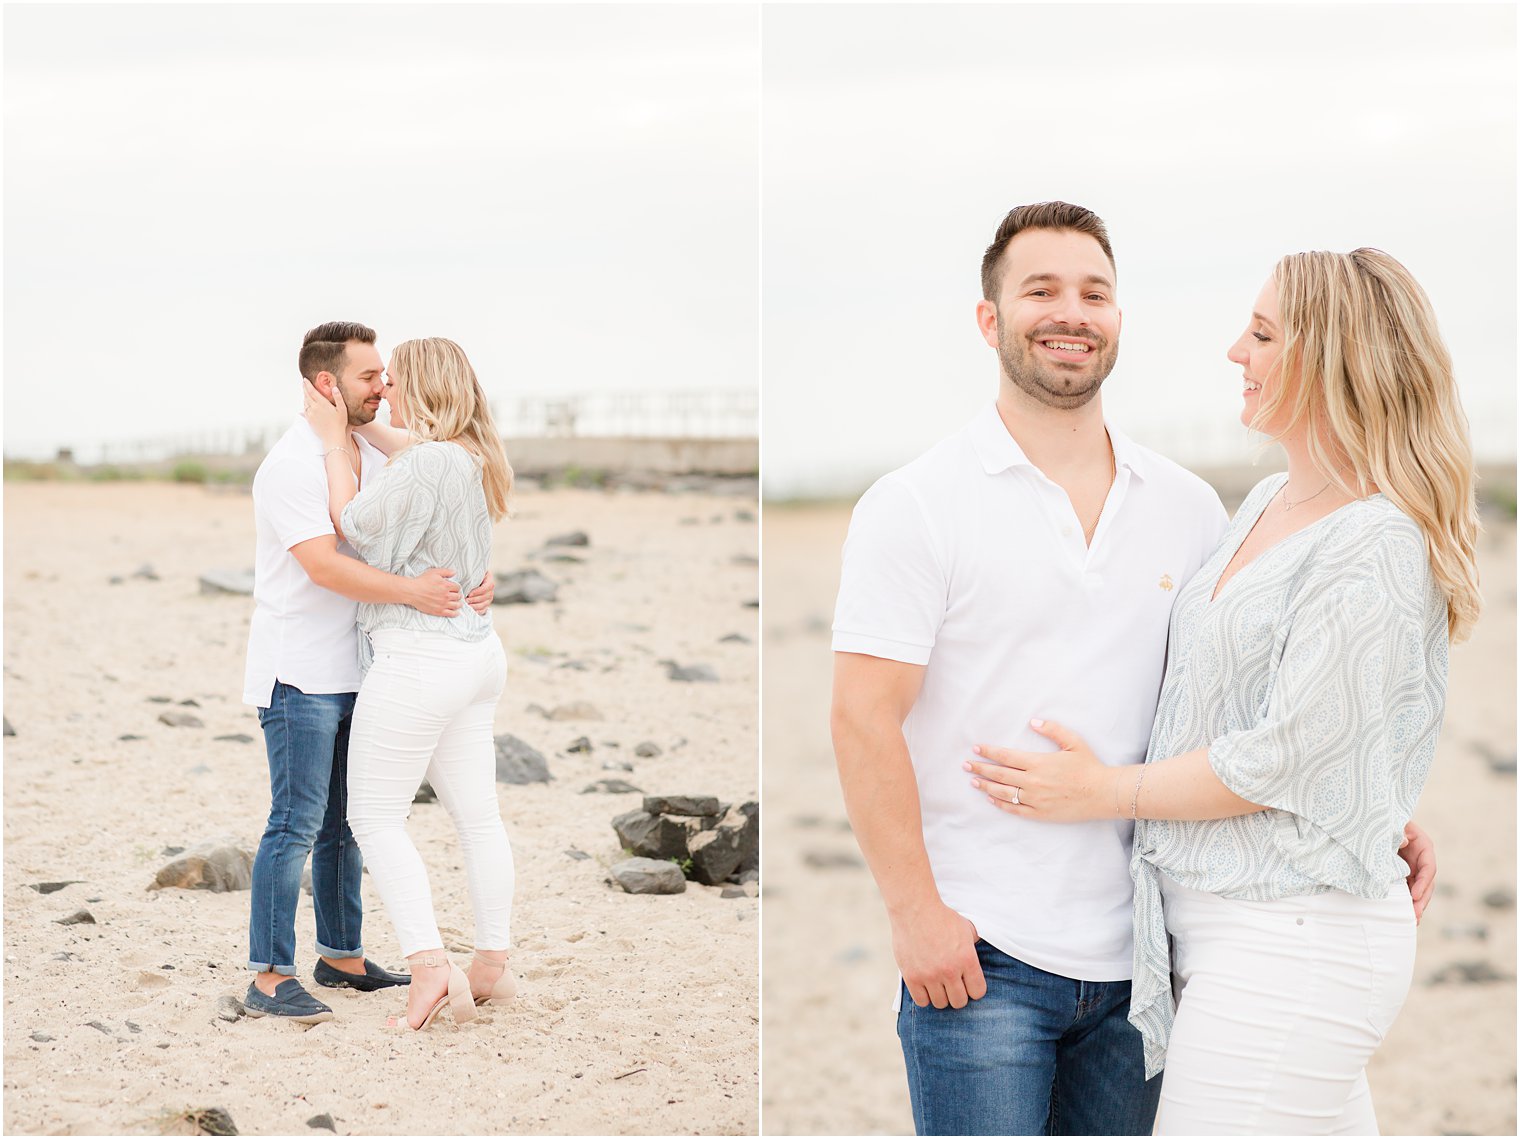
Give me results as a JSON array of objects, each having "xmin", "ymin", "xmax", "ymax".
[{"xmin": 1159, "ymin": 574, "xmax": 1174, "ymax": 591}]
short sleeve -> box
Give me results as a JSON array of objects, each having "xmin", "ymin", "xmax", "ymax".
[
  {"xmin": 257, "ymin": 456, "xmax": 336, "ymax": 551},
  {"xmin": 340, "ymin": 445, "xmax": 443, "ymax": 566},
  {"xmin": 831, "ymin": 476, "xmax": 947, "ymax": 666},
  {"xmin": 1207, "ymin": 555, "xmax": 1443, "ymax": 897}
]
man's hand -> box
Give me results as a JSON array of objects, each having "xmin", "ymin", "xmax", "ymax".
[
  {"xmin": 466, "ymin": 574, "xmax": 496, "ymax": 615},
  {"xmin": 1401, "ymin": 820, "xmax": 1437, "ymax": 924},
  {"xmin": 409, "ymin": 567, "xmax": 463, "ymax": 617},
  {"xmin": 892, "ymin": 902, "xmax": 985, "ymax": 1010}
]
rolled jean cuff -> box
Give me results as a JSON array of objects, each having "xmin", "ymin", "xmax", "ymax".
[
  {"xmin": 315, "ymin": 942, "xmax": 364, "ymax": 960},
  {"xmin": 247, "ymin": 961, "xmax": 297, "ymax": 976}
]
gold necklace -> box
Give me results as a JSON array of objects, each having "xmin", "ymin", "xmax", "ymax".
[
  {"xmin": 1083, "ymin": 433, "xmax": 1117, "ymax": 545},
  {"xmin": 1281, "ymin": 480, "xmax": 1330, "ymax": 511}
]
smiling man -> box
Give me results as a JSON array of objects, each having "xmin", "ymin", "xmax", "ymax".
[
  {"xmin": 241, "ymin": 321, "xmax": 494, "ymax": 1023},
  {"xmin": 830, "ymin": 202, "xmax": 1230, "ymax": 1135}
]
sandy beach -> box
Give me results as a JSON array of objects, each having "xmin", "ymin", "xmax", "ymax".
[
  {"xmin": 760, "ymin": 491, "xmax": 1517, "ymax": 1137},
  {"xmin": 3, "ymin": 480, "xmax": 758, "ymax": 1136}
]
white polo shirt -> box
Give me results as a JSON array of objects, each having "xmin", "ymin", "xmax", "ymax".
[
  {"xmin": 833, "ymin": 402, "xmax": 1228, "ymax": 981},
  {"xmin": 243, "ymin": 418, "xmax": 389, "ymax": 708}
]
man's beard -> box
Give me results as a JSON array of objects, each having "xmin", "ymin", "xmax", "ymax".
[
  {"xmin": 997, "ymin": 318, "xmax": 1118, "ymax": 410},
  {"xmin": 334, "ymin": 378, "xmax": 378, "ymax": 427}
]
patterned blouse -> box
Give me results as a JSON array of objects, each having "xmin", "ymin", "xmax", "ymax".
[
  {"xmin": 1128, "ymin": 473, "xmax": 1449, "ymax": 1079},
  {"xmin": 340, "ymin": 440, "xmax": 495, "ymax": 674}
]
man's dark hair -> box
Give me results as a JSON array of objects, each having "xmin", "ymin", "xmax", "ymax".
[
  {"xmin": 980, "ymin": 202, "xmax": 1116, "ymax": 301},
  {"xmin": 299, "ymin": 321, "xmax": 377, "ymax": 382}
]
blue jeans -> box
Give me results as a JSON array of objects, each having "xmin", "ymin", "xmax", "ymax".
[
  {"xmin": 248, "ymin": 682, "xmax": 365, "ymax": 973},
  {"xmin": 897, "ymin": 941, "xmax": 1161, "ymax": 1136}
]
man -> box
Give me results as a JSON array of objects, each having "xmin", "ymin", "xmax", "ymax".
[
  {"xmin": 830, "ymin": 204, "xmax": 1435, "ymax": 1135},
  {"xmin": 241, "ymin": 320, "xmax": 494, "ymax": 1023}
]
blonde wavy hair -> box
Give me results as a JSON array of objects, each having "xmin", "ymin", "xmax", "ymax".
[
  {"xmin": 389, "ymin": 337, "xmax": 513, "ymax": 521},
  {"xmin": 1253, "ymin": 248, "xmax": 1480, "ymax": 642}
]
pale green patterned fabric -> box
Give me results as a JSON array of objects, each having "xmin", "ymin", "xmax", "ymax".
[
  {"xmin": 340, "ymin": 440, "xmax": 494, "ymax": 674},
  {"xmin": 1128, "ymin": 473, "xmax": 1449, "ymax": 1078}
]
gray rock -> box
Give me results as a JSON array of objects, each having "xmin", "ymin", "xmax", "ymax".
[
  {"xmin": 1427, "ymin": 960, "xmax": 1515, "ymax": 985},
  {"xmin": 634, "ymin": 741, "xmax": 663, "ymax": 759},
  {"xmin": 1482, "ymin": 888, "xmax": 1516, "ymax": 909},
  {"xmin": 307, "ymin": 1114, "xmax": 337, "ymax": 1133},
  {"xmin": 542, "ymin": 553, "xmax": 585, "ymax": 564},
  {"xmin": 582, "ymin": 779, "xmax": 644, "ymax": 795},
  {"xmin": 149, "ymin": 840, "xmax": 254, "ymax": 893},
  {"xmin": 492, "ymin": 568, "xmax": 558, "ymax": 605},
  {"xmin": 1476, "ymin": 744, "xmax": 1517, "ymax": 776},
  {"xmin": 148, "ymin": 696, "xmax": 173, "ymax": 704},
  {"xmin": 601, "ymin": 761, "xmax": 635, "ymax": 773},
  {"xmin": 179, "ymin": 699, "xmax": 200, "ymax": 708},
  {"xmin": 119, "ymin": 734, "xmax": 144, "ymax": 741},
  {"xmin": 413, "ymin": 781, "xmax": 437, "ymax": 804},
  {"xmin": 803, "ymin": 849, "xmax": 865, "ymax": 870},
  {"xmin": 741, "ymin": 599, "xmax": 759, "ymax": 609},
  {"xmin": 613, "ymin": 809, "xmax": 703, "ymax": 861},
  {"xmin": 545, "ymin": 530, "xmax": 590, "ymax": 547},
  {"xmin": 86, "ymin": 1020, "xmax": 112, "ymax": 1034},
  {"xmin": 547, "ymin": 701, "xmax": 602, "ymax": 721},
  {"xmin": 734, "ymin": 509, "xmax": 755, "ymax": 522},
  {"xmin": 29, "ymin": 1032, "xmax": 54, "ymax": 1042},
  {"xmin": 564, "ymin": 849, "xmax": 592, "ymax": 861},
  {"xmin": 494, "ymin": 734, "xmax": 552, "ymax": 784},
  {"xmin": 199, "ymin": 570, "xmax": 255, "ymax": 596},
  {"xmin": 719, "ymin": 633, "xmax": 751, "ymax": 644},
  {"xmin": 731, "ymin": 554, "xmax": 758, "ymax": 566},
  {"xmin": 567, "ymin": 736, "xmax": 593, "ymax": 754},
  {"xmin": 1441, "ymin": 923, "xmax": 1490, "ymax": 941},
  {"xmin": 161, "ymin": 846, "xmax": 185, "ymax": 857},
  {"xmin": 735, "ymin": 800, "xmax": 759, "ymax": 874},
  {"xmin": 661, "ymin": 660, "xmax": 719, "ymax": 683},
  {"xmin": 132, "ymin": 564, "xmax": 160, "ymax": 581},
  {"xmin": 720, "ymin": 887, "xmax": 748, "ymax": 899},
  {"xmin": 3, "ymin": 717, "xmax": 13, "ymax": 737},
  {"xmin": 214, "ymin": 733, "xmax": 255, "ymax": 744},
  {"xmin": 182, "ymin": 1108, "xmax": 238, "ymax": 1136},
  {"xmin": 55, "ymin": 910, "xmax": 96, "ymax": 926},
  {"xmin": 158, "ymin": 711, "xmax": 204, "ymax": 729},
  {"xmin": 610, "ymin": 858, "xmax": 686, "ymax": 895},
  {"xmin": 643, "ymin": 795, "xmax": 722, "ymax": 818},
  {"xmin": 688, "ymin": 827, "xmax": 745, "ymax": 886},
  {"xmin": 29, "ymin": 881, "xmax": 83, "ymax": 894}
]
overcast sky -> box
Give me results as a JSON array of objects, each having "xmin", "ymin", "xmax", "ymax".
[
  {"xmin": 4, "ymin": 3, "xmax": 759, "ymax": 460},
  {"xmin": 762, "ymin": 2, "xmax": 1517, "ymax": 498}
]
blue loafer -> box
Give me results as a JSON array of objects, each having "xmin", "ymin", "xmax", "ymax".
[
  {"xmin": 243, "ymin": 979, "xmax": 333, "ymax": 1023},
  {"xmin": 313, "ymin": 957, "xmax": 411, "ymax": 992}
]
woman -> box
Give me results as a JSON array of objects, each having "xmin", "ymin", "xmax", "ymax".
[
  {"xmin": 964, "ymin": 249, "xmax": 1479, "ymax": 1133},
  {"xmin": 304, "ymin": 337, "xmax": 519, "ymax": 1032}
]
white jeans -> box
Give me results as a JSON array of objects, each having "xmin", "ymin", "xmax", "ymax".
[
  {"xmin": 1155, "ymin": 876, "xmax": 1416, "ymax": 1136},
  {"xmin": 347, "ymin": 628, "xmax": 513, "ymax": 959}
]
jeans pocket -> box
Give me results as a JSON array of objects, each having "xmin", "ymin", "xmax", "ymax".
[{"xmin": 1363, "ymin": 920, "xmax": 1416, "ymax": 1039}]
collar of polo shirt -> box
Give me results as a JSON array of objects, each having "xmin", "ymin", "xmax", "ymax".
[{"xmin": 970, "ymin": 402, "xmax": 1148, "ymax": 482}]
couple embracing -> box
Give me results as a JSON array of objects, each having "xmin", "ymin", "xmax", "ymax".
[
  {"xmin": 242, "ymin": 323, "xmax": 517, "ymax": 1032},
  {"xmin": 832, "ymin": 203, "xmax": 1477, "ymax": 1134}
]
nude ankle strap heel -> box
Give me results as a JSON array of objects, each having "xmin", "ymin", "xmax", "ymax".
[{"xmin": 472, "ymin": 952, "xmax": 518, "ymax": 1006}]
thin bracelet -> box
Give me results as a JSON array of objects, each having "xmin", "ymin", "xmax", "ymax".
[
  {"xmin": 1129, "ymin": 765, "xmax": 1149, "ymax": 821},
  {"xmin": 322, "ymin": 446, "xmax": 358, "ymax": 477}
]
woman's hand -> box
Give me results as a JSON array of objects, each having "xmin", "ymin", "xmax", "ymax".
[
  {"xmin": 964, "ymin": 719, "xmax": 1123, "ymax": 823},
  {"xmin": 303, "ymin": 379, "xmax": 350, "ymax": 448},
  {"xmin": 465, "ymin": 574, "xmax": 496, "ymax": 615}
]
